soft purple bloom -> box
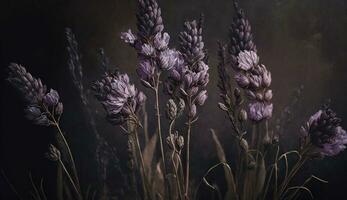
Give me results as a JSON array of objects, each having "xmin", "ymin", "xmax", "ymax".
[
  {"xmin": 301, "ymin": 108, "xmax": 347, "ymax": 156},
  {"xmin": 159, "ymin": 49, "xmax": 181, "ymax": 70},
  {"xmin": 248, "ymin": 102, "xmax": 273, "ymax": 122},
  {"xmin": 141, "ymin": 44, "xmax": 155, "ymax": 56},
  {"xmin": 93, "ymin": 72, "xmax": 145, "ymax": 125},
  {"xmin": 43, "ymin": 89, "xmax": 60, "ymax": 107},
  {"xmin": 237, "ymin": 50, "xmax": 259, "ymax": 71},
  {"xmin": 264, "ymin": 89, "xmax": 273, "ymax": 101},
  {"xmin": 55, "ymin": 102, "xmax": 64, "ymax": 115},
  {"xmin": 25, "ymin": 105, "xmax": 51, "ymax": 126},
  {"xmin": 7, "ymin": 63, "xmax": 47, "ymax": 104},
  {"xmin": 189, "ymin": 104, "xmax": 197, "ymax": 118},
  {"xmin": 234, "ymin": 73, "xmax": 250, "ymax": 88},
  {"xmin": 195, "ymin": 90, "xmax": 207, "ymax": 106},
  {"xmin": 154, "ymin": 32, "xmax": 170, "ymax": 50},
  {"xmin": 137, "ymin": 60, "xmax": 155, "ymax": 85},
  {"xmin": 120, "ymin": 29, "xmax": 137, "ymax": 45},
  {"xmin": 8, "ymin": 63, "xmax": 63, "ymax": 125}
]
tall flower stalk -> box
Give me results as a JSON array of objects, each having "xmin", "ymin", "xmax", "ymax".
[{"xmin": 7, "ymin": 63, "xmax": 82, "ymax": 197}]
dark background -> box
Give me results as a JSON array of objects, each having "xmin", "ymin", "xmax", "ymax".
[{"xmin": 1, "ymin": 0, "xmax": 347, "ymax": 199}]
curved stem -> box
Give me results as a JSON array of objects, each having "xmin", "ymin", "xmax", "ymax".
[
  {"xmin": 53, "ymin": 121, "xmax": 81, "ymax": 192},
  {"xmin": 58, "ymin": 159, "xmax": 82, "ymax": 200},
  {"xmin": 169, "ymin": 119, "xmax": 184, "ymax": 200}
]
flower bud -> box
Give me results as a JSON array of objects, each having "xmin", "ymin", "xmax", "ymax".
[
  {"xmin": 176, "ymin": 136, "xmax": 184, "ymax": 150},
  {"xmin": 189, "ymin": 104, "xmax": 197, "ymax": 118},
  {"xmin": 55, "ymin": 102, "xmax": 64, "ymax": 115},
  {"xmin": 239, "ymin": 138, "xmax": 249, "ymax": 151},
  {"xmin": 166, "ymin": 99, "xmax": 177, "ymax": 120},
  {"xmin": 238, "ymin": 109, "xmax": 248, "ymax": 122},
  {"xmin": 195, "ymin": 90, "xmax": 207, "ymax": 106},
  {"xmin": 46, "ymin": 144, "xmax": 61, "ymax": 161},
  {"xmin": 177, "ymin": 98, "xmax": 185, "ymax": 116},
  {"xmin": 264, "ymin": 89, "xmax": 273, "ymax": 101}
]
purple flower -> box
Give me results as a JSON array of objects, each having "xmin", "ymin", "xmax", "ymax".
[
  {"xmin": 195, "ymin": 90, "xmax": 207, "ymax": 106},
  {"xmin": 141, "ymin": 44, "xmax": 155, "ymax": 56},
  {"xmin": 189, "ymin": 104, "xmax": 197, "ymax": 118},
  {"xmin": 25, "ymin": 105, "xmax": 51, "ymax": 126},
  {"xmin": 93, "ymin": 72, "xmax": 145, "ymax": 125},
  {"xmin": 43, "ymin": 89, "xmax": 60, "ymax": 107},
  {"xmin": 237, "ymin": 50, "xmax": 259, "ymax": 71},
  {"xmin": 248, "ymin": 102, "xmax": 273, "ymax": 122},
  {"xmin": 159, "ymin": 49, "xmax": 182, "ymax": 70},
  {"xmin": 8, "ymin": 64, "xmax": 63, "ymax": 125},
  {"xmin": 120, "ymin": 29, "xmax": 137, "ymax": 45},
  {"xmin": 7, "ymin": 63, "xmax": 47, "ymax": 104},
  {"xmin": 137, "ymin": 60, "xmax": 155, "ymax": 86},
  {"xmin": 154, "ymin": 32, "xmax": 170, "ymax": 50},
  {"xmin": 301, "ymin": 108, "xmax": 347, "ymax": 156},
  {"xmin": 234, "ymin": 73, "xmax": 250, "ymax": 88}
]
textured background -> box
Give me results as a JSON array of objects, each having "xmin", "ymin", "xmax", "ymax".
[{"xmin": 1, "ymin": 0, "xmax": 347, "ymax": 199}]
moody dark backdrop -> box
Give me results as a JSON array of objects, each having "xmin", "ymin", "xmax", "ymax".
[{"xmin": 1, "ymin": 0, "xmax": 347, "ymax": 199}]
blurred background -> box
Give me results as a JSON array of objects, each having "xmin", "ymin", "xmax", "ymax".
[{"xmin": 1, "ymin": 0, "xmax": 347, "ymax": 199}]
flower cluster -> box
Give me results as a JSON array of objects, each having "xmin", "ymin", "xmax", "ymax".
[
  {"xmin": 121, "ymin": 0, "xmax": 182, "ymax": 88},
  {"xmin": 92, "ymin": 72, "xmax": 146, "ymax": 125},
  {"xmin": 233, "ymin": 51, "xmax": 272, "ymax": 122},
  {"xmin": 164, "ymin": 19, "xmax": 209, "ymax": 118},
  {"xmin": 7, "ymin": 63, "xmax": 63, "ymax": 126},
  {"xmin": 228, "ymin": 1, "xmax": 257, "ymax": 68},
  {"xmin": 301, "ymin": 107, "xmax": 347, "ymax": 157}
]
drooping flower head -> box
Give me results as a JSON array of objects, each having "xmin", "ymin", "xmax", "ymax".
[
  {"xmin": 7, "ymin": 63, "xmax": 63, "ymax": 126},
  {"xmin": 301, "ymin": 107, "xmax": 347, "ymax": 157},
  {"xmin": 93, "ymin": 72, "xmax": 146, "ymax": 125}
]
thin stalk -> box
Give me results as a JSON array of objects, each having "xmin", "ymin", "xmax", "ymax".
[
  {"xmin": 185, "ymin": 116, "xmax": 192, "ymax": 199},
  {"xmin": 153, "ymin": 72, "xmax": 167, "ymax": 193},
  {"xmin": 278, "ymin": 156, "xmax": 308, "ymax": 198},
  {"xmin": 169, "ymin": 119, "xmax": 184, "ymax": 200},
  {"xmin": 134, "ymin": 128, "xmax": 149, "ymax": 200},
  {"xmin": 53, "ymin": 121, "xmax": 81, "ymax": 192},
  {"xmin": 45, "ymin": 106, "xmax": 81, "ymax": 192},
  {"xmin": 58, "ymin": 159, "xmax": 82, "ymax": 200}
]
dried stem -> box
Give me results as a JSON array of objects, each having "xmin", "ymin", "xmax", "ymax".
[
  {"xmin": 153, "ymin": 72, "xmax": 167, "ymax": 184},
  {"xmin": 58, "ymin": 159, "xmax": 82, "ymax": 200},
  {"xmin": 185, "ymin": 115, "xmax": 192, "ymax": 199}
]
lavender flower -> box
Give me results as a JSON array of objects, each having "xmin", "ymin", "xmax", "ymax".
[
  {"xmin": 179, "ymin": 19, "xmax": 205, "ymax": 66},
  {"xmin": 121, "ymin": 29, "xmax": 137, "ymax": 45},
  {"xmin": 137, "ymin": 60, "xmax": 156, "ymax": 87},
  {"xmin": 237, "ymin": 50, "xmax": 259, "ymax": 71},
  {"xmin": 141, "ymin": 43, "xmax": 155, "ymax": 56},
  {"xmin": 159, "ymin": 49, "xmax": 182, "ymax": 71},
  {"xmin": 136, "ymin": 0, "xmax": 164, "ymax": 41},
  {"xmin": 154, "ymin": 32, "xmax": 170, "ymax": 50},
  {"xmin": 229, "ymin": 1, "xmax": 257, "ymax": 68},
  {"xmin": 7, "ymin": 63, "xmax": 63, "ymax": 125},
  {"xmin": 7, "ymin": 63, "xmax": 47, "ymax": 104},
  {"xmin": 234, "ymin": 50, "xmax": 273, "ymax": 122},
  {"xmin": 248, "ymin": 102, "xmax": 273, "ymax": 122},
  {"xmin": 93, "ymin": 72, "xmax": 146, "ymax": 125},
  {"xmin": 301, "ymin": 108, "xmax": 347, "ymax": 157}
]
